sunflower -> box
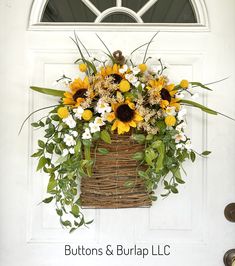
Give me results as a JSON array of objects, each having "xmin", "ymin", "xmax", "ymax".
[
  {"xmin": 107, "ymin": 100, "xmax": 143, "ymax": 134},
  {"xmin": 63, "ymin": 76, "xmax": 90, "ymax": 107},
  {"xmin": 99, "ymin": 63, "xmax": 124, "ymax": 84},
  {"xmin": 148, "ymin": 79, "xmax": 180, "ymax": 111},
  {"xmin": 159, "ymin": 84, "xmax": 180, "ymax": 110}
]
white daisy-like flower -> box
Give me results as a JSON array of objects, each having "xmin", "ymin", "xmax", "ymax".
[
  {"xmin": 149, "ymin": 65, "xmax": 158, "ymax": 74},
  {"xmin": 63, "ymin": 115, "xmax": 76, "ymax": 128},
  {"xmin": 130, "ymin": 66, "xmax": 140, "ymax": 75},
  {"xmin": 165, "ymin": 106, "xmax": 176, "ymax": 116},
  {"xmin": 125, "ymin": 73, "xmax": 139, "ymax": 87},
  {"xmin": 62, "ymin": 149, "xmax": 69, "ymax": 156},
  {"xmin": 184, "ymin": 140, "xmax": 192, "ymax": 151},
  {"xmin": 94, "ymin": 117, "xmax": 105, "ymax": 126},
  {"xmin": 176, "ymin": 122, "xmax": 187, "ymax": 131},
  {"xmin": 177, "ymin": 108, "xmax": 187, "ymax": 121},
  {"xmin": 71, "ymin": 131, "xmax": 78, "ymax": 137},
  {"xmin": 69, "ymin": 148, "xmax": 75, "ymax": 154},
  {"xmin": 119, "ymin": 64, "xmax": 128, "ymax": 74},
  {"xmin": 96, "ymin": 99, "xmax": 112, "ymax": 114},
  {"xmin": 64, "ymin": 134, "xmax": 76, "ymax": 147},
  {"xmin": 73, "ymin": 106, "xmax": 84, "ymax": 120},
  {"xmin": 89, "ymin": 122, "xmax": 100, "ymax": 133},
  {"xmin": 82, "ymin": 128, "xmax": 92, "ymax": 140},
  {"xmin": 173, "ymin": 132, "xmax": 187, "ymax": 143},
  {"xmin": 176, "ymin": 143, "xmax": 183, "ymax": 150}
]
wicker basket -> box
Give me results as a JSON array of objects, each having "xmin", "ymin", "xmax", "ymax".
[{"xmin": 80, "ymin": 133, "xmax": 152, "ymax": 209}]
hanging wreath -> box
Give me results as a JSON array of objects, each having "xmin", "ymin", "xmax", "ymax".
[{"xmin": 22, "ymin": 33, "xmax": 234, "ymax": 233}]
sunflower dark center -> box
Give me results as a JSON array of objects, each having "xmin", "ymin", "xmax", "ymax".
[
  {"xmin": 116, "ymin": 104, "xmax": 134, "ymax": 122},
  {"xmin": 73, "ymin": 89, "xmax": 87, "ymax": 101},
  {"xmin": 109, "ymin": 74, "xmax": 122, "ymax": 84},
  {"xmin": 160, "ymin": 88, "xmax": 171, "ymax": 102}
]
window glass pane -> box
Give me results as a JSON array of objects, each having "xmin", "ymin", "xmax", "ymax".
[
  {"xmin": 90, "ymin": 0, "xmax": 116, "ymax": 12},
  {"xmin": 122, "ymin": 0, "xmax": 149, "ymax": 13},
  {"xmin": 42, "ymin": 0, "xmax": 96, "ymax": 22},
  {"xmin": 141, "ymin": 0, "xmax": 197, "ymax": 23},
  {"xmin": 41, "ymin": 0, "xmax": 197, "ymax": 23},
  {"xmin": 101, "ymin": 13, "xmax": 137, "ymax": 23}
]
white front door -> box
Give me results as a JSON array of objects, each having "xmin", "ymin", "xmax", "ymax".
[{"xmin": 1, "ymin": 0, "xmax": 235, "ymax": 266}]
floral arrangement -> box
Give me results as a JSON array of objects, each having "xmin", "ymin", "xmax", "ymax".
[{"xmin": 23, "ymin": 33, "xmax": 232, "ymax": 232}]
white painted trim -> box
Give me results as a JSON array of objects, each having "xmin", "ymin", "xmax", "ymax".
[
  {"xmin": 116, "ymin": 0, "xmax": 122, "ymax": 7},
  {"xmin": 28, "ymin": 0, "xmax": 209, "ymax": 32},
  {"xmin": 95, "ymin": 7, "xmax": 143, "ymax": 23},
  {"xmin": 137, "ymin": 0, "xmax": 159, "ymax": 17},
  {"xmin": 81, "ymin": 0, "xmax": 101, "ymax": 16}
]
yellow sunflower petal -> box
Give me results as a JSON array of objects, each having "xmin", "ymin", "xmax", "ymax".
[
  {"xmin": 113, "ymin": 64, "xmax": 118, "ymax": 73},
  {"xmin": 134, "ymin": 113, "xmax": 143, "ymax": 122},
  {"xmin": 83, "ymin": 76, "xmax": 90, "ymax": 88},
  {"xmin": 63, "ymin": 98, "xmax": 75, "ymax": 105},
  {"xmin": 128, "ymin": 120, "xmax": 136, "ymax": 128},
  {"xmin": 166, "ymin": 84, "xmax": 175, "ymax": 92},
  {"xmin": 111, "ymin": 120, "xmax": 119, "ymax": 131},
  {"xmin": 64, "ymin": 92, "xmax": 73, "ymax": 98},
  {"xmin": 160, "ymin": 100, "xmax": 169, "ymax": 109},
  {"xmin": 107, "ymin": 112, "xmax": 116, "ymax": 122}
]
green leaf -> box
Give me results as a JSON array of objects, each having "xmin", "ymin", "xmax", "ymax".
[
  {"xmin": 85, "ymin": 219, "xmax": 94, "ymax": 225},
  {"xmin": 100, "ymin": 130, "xmax": 111, "ymax": 144},
  {"xmin": 190, "ymin": 151, "xmax": 196, "ymax": 162},
  {"xmin": 180, "ymin": 99, "xmax": 218, "ymax": 115},
  {"xmin": 132, "ymin": 151, "xmax": 144, "ymax": 160},
  {"xmin": 46, "ymin": 143, "xmax": 54, "ymax": 154},
  {"xmin": 51, "ymin": 115, "xmax": 60, "ymax": 121},
  {"xmin": 146, "ymin": 134, "xmax": 154, "ymax": 141},
  {"xmin": 30, "ymin": 86, "xmax": 65, "ymax": 97},
  {"xmin": 42, "ymin": 196, "xmax": 53, "ymax": 203},
  {"xmin": 31, "ymin": 149, "xmax": 43, "ymax": 157},
  {"xmin": 171, "ymin": 186, "xmax": 179, "ymax": 194},
  {"xmin": 155, "ymin": 141, "xmax": 165, "ymax": 172},
  {"xmin": 202, "ymin": 150, "xmax": 211, "ymax": 156},
  {"xmin": 132, "ymin": 134, "xmax": 145, "ymax": 144},
  {"xmin": 47, "ymin": 174, "xmax": 57, "ymax": 192},
  {"xmin": 38, "ymin": 140, "xmax": 45, "ymax": 148},
  {"xmin": 71, "ymin": 205, "xmax": 80, "ymax": 218},
  {"xmin": 190, "ymin": 82, "xmax": 212, "ymax": 91},
  {"xmin": 31, "ymin": 122, "xmax": 39, "ymax": 128},
  {"xmin": 36, "ymin": 156, "xmax": 47, "ymax": 171},
  {"xmin": 98, "ymin": 148, "xmax": 109, "ymax": 155},
  {"xmin": 74, "ymin": 140, "xmax": 82, "ymax": 155},
  {"xmin": 61, "ymin": 220, "xmax": 72, "ymax": 227},
  {"xmin": 145, "ymin": 148, "xmax": 157, "ymax": 166},
  {"xmin": 56, "ymin": 209, "xmax": 63, "ymax": 216}
]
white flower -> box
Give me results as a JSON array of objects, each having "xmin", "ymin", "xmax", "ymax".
[
  {"xmin": 165, "ymin": 106, "xmax": 176, "ymax": 116},
  {"xmin": 62, "ymin": 149, "xmax": 69, "ymax": 156},
  {"xmin": 176, "ymin": 122, "xmax": 187, "ymax": 131},
  {"xmin": 73, "ymin": 106, "xmax": 84, "ymax": 120},
  {"xmin": 184, "ymin": 140, "xmax": 192, "ymax": 151},
  {"xmin": 177, "ymin": 108, "xmax": 187, "ymax": 121},
  {"xmin": 89, "ymin": 122, "xmax": 100, "ymax": 133},
  {"xmin": 176, "ymin": 143, "xmax": 183, "ymax": 150},
  {"xmin": 173, "ymin": 132, "xmax": 187, "ymax": 143},
  {"xmin": 63, "ymin": 115, "xmax": 76, "ymax": 128},
  {"xmin": 130, "ymin": 66, "xmax": 140, "ymax": 75},
  {"xmin": 125, "ymin": 73, "xmax": 139, "ymax": 87},
  {"xmin": 96, "ymin": 99, "xmax": 112, "ymax": 114},
  {"xmin": 69, "ymin": 148, "xmax": 75, "ymax": 154},
  {"xmin": 94, "ymin": 117, "xmax": 105, "ymax": 126},
  {"xmin": 149, "ymin": 66, "xmax": 158, "ymax": 73},
  {"xmin": 82, "ymin": 128, "xmax": 92, "ymax": 140},
  {"xmin": 71, "ymin": 131, "xmax": 78, "ymax": 137},
  {"xmin": 64, "ymin": 134, "xmax": 76, "ymax": 147},
  {"xmin": 119, "ymin": 64, "xmax": 128, "ymax": 74}
]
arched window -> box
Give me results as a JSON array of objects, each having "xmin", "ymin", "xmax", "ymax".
[{"xmin": 29, "ymin": 0, "xmax": 209, "ymax": 30}]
